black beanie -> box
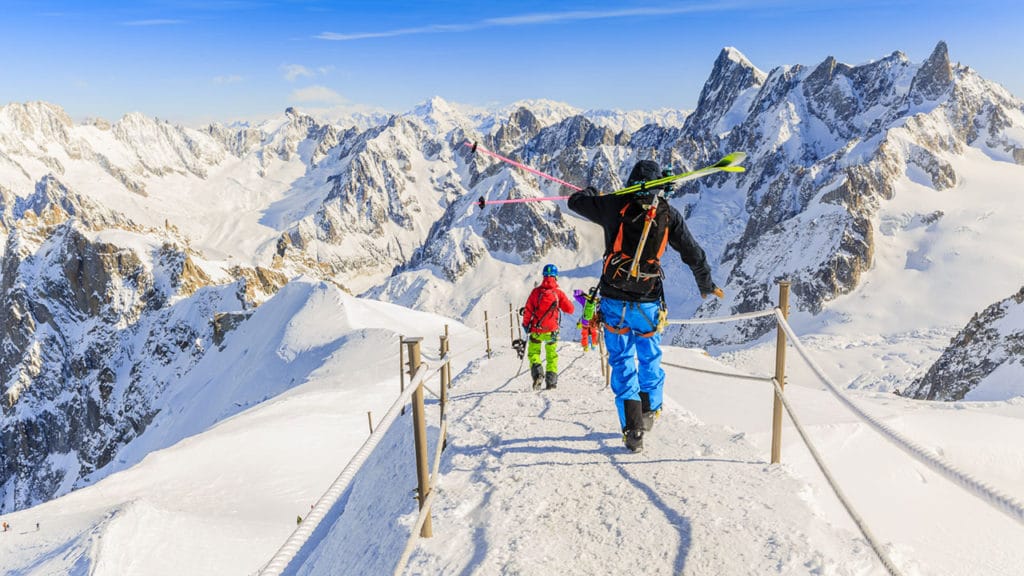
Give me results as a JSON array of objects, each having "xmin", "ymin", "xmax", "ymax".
[{"xmin": 627, "ymin": 160, "xmax": 661, "ymax": 185}]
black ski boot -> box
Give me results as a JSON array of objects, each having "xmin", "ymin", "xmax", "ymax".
[
  {"xmin": 545, "ymin": 371, "xmax": 558, "ymax": 390},
  {"xmin": 622, "ymin": 399, "xmax": 645, "ymax": 453},
  {"xmin": 530, "ymin": 364, "xmax": 544, "ymax": 390},
  {"xmin": 639, "ymin": 391, "xmax": 660, "ymax": 432}
]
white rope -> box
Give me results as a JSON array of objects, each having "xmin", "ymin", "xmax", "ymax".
[
  {"xmin": 665, "ymin": 308, "xmax": 776, "ymax": 325},
  {"xmin": 392, "ymin": 417, "xmax": 449, "ymax": 575},
  {"xmin": 488, "ymin": 309, "xmax": 514, "ymax": 323},
  {"xmin": 770, "ymin": 378, "xmax": 904, "ymax": 576},
  {"xmin": 465, "ymin": 309, "xmax": 514, "ymax": 331},
  {"xmin": 259, "ymin": 363, "xmax": 430, "ymax": 575},
  {"xmin": 775, "ymin": 309, "xmax": 1024, "ymax": 526},
  {"xmin": 661, "ymin": 360, "xmax": 772, "ymax": 383}
]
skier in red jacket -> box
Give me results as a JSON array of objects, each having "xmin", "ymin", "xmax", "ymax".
[{"xmin": 522, "ymin": 264, "xmax": 575, "ymax": 390}]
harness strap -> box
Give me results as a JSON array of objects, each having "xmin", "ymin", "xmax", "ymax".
[{"xmin": 603, "ymin": 301, "xmax": 661, "ymax": 338}]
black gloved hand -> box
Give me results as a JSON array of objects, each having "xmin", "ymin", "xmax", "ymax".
[{"xmin": 581, "ymin": 186, "xmax": 599, "ymax": 196}]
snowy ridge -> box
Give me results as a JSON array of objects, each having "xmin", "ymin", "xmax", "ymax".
[
  {"xmin": 0, "ymin": 40, "xmax": 1022, "ymax": 576},
  {"xmin": 0, "ymin": 288, "xmax": 1022, "ymax": 574}
]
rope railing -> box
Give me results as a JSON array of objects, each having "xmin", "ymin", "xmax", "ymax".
[
  {"xmin": 259, "ymin": 362, "xmax": 431, "ymax": 575},
  {"xmin": 660, "ymin": 360, "xmax": 772, "ymax": 383},
  {"xmin": 769, "ymin": 377, "xmax": 903, "ymax": 576},
  {"xmin": 393, "ymin": 416, "xmax": 449, "ymax": 575},
  {"xmin": 659, "ymin": 299, "xmax": 905, "ymax": 574},
  {"xmin": 263, "ymin": 292, "xmax": 1022, "ymax": 576},
  {"xmin": 774, "ymin": 309, "xmax": 1024, "ymax": 527},
  {"xmin": 664, "ymin": 308, "xmax": 776, "ymax": 325}
]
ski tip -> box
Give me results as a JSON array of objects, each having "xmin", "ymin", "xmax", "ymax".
[
  {"xmin": 717, "ymin": 151, "xmax": 747, "ymax": 167},
  {"xmin": 477, "ymin": 196, "xmax": 486, "ymax": 209}
]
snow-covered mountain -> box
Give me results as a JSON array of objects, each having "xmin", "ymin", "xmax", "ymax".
[
  {"xmin": 1, "ymin": 40, "xmax": 1023, "ymax": 513},
  {"xmin": 905, "ymin": 285, "xmax": 1024, "ymax": 400}
]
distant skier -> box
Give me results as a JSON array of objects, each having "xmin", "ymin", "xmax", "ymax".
[
  {"xmin": 573, "ymin": 287, "xmax": 601, "ymax": 351},
  {"xmin": 522, "ymin": 264, "xmax": 575, "ymax": 390},
  {"xmin": 568, "ymin": 160, "xmax": 723, "ymax": 453}
]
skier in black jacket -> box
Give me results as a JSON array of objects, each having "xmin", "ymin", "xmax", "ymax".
[{"xmin": 568, "ymin": 159, "xmax": 723, "ymax": 452}]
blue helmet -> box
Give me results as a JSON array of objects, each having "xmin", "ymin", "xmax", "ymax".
[{"xmin": 542, "ymin": 264, "xmax": 558, "ymax": 277}]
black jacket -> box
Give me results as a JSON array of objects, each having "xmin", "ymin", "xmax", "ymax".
[{"xmin": 568, "ymin": 191, "xmax": 715, "ymax": 302}]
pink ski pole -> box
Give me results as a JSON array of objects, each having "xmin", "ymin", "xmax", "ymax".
[
  {"xmin": 464, "ymin": 141, "xmax": 582, "ymax": 191},
  {"xmin": 476, "ymin": 195, "xmax": 572, "ymax": 209}
]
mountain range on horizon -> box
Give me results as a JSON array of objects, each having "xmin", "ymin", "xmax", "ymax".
[{"xmin": 1, "ymin": 40, "xmax": 1023, "ymax": 514}]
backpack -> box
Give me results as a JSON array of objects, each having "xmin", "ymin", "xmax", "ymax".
[
  {"xmin": 601, "ymin": 200, "xmax": 670, "ymax": 299},
  {"xmin": 525, "ymin": 286, "xmax": 561, "ymax": 333}
]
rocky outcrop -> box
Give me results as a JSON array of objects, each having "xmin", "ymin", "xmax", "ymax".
[
  {"xmin": 0, "ymin": 176, "xmax": 282, "ymax": 511},
  {"xmin": 905, "ymin": 286, "xmax": 1024, "ymax": 400}
]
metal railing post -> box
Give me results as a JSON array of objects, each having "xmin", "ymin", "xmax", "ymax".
[
  {"xmin": 770, "ymin": 280, "xmax": 791, "ymax": 464},
  {"xmin": 444, "ymin": 324, "xmax": 451, "ymax": 390},
  {"xmin": 439, "ymin": 333, "xmax": 449, "ymax": 422},
  {"xmin": 399, "ymin": 334, "xmax": 406, "ymax": 416},
  {"xmin": 508, "ymin": 302, "xmax": 515, "ymax": 345},
  {"xmin": 403, "ymin": 337, "xmax": 432, "ymax": 537},
  {"xmin": 484, "ymin": 310, "xmax": 492, "ymax": 358}
]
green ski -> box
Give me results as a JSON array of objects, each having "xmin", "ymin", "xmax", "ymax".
[{"xmin": 609, "ymin": 152, "xmax": 747, "ymax": 196}]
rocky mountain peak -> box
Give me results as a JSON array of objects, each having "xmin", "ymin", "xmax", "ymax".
[
  {"xmin": 909, "ymin": 41, "xmax": 953, "ymax": 104},
  {"xmin": 491, "ymin": 107, "xmax": 543, "ymax": 152},
  {"xmin": 0, "ymin": 101, "xmax": 75, "ymax": 152},
  {"xmin": 686, "ymin": 47, "xmax": 766, "ymax": 136},
  {"xmin": 14, "ymin": 175, "xmax": 125, "ymax": 231}
]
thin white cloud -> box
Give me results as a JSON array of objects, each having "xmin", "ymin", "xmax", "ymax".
[
  {"xmin": 122, "ymin": 19, "xmax": 185, "ymax": 26},
  {"xmin": 283, "ymin": 64, "xmax": 315, "ymax": 82},
  {"xmin": 213, "ymin": 75, "xmax": 243, "ymax": 84},
  {"xmin": 290, "ymin": 85, "xmax": 346, "ymax": 104},
  {"xmin": 316, "ymin": 2, "xmax": 753, "ymax": 41}
]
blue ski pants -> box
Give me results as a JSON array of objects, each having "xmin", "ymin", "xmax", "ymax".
[{"xmin": 600, "ymin": 297, "xmax": 664, "ymax": 430}]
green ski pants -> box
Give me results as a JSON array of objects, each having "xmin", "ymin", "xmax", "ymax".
[{"xmin": 527, "ymin": 332, "xmax": 559, "ymax": 373}]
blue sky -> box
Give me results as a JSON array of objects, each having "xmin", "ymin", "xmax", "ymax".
[{"xmin": 2, "ymin": 0, "xmax": 1021, "ymax": 125}]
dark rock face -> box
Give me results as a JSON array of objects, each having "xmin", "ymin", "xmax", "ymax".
[
  {"xmin": 905, "ymin": 287, "xmax": 1024, "ymax": 400},
  {"xmin": 0, "ymin": 178, "xmax": 277, "ymax": 512},
  {"xmin": 909, "ymin": 41, "xmax": 954, "ymax": 104}
]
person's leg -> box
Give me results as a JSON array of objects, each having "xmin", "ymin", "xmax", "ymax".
[
  {"xmin": 543, "ymin": 333, "xmax": 558, "ymax": 373},
  {"xmin": 625, "ymin": 302, "xmax": 665, "ymax": 412},
  {"xmin": 600, "ymin": 298, "xmax": 640, "ymax": 430},
  {"xmin": 527, "ymin": 333, "xmax": 542, "ymax": 367},
  {"xmin": 543, "ymin": 333, "xmax": 559, "ymax": 388},
  {"xmin": 527, "ymin": 334, "xmax": 544, "ymax": 388},
  {"xmin": 634, "ymin": 331, "xmax": 664, "ymax": 411}
]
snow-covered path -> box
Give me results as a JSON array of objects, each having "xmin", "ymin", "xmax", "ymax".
[{"xmin": 402, "ymin": 344, "xmax": 876, "ymax": 575}]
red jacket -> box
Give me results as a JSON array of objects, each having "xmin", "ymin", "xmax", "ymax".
[{"xmin": 523, "ymin": 277, "xmax": 575, "ymax": 334}]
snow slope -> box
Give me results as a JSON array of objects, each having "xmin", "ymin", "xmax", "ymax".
[
  {"xmin": 0, "ymin": 280, "xmax": 482, "ymax": 575},
  {"xmin": 1, "ymin": 305, "xmax": 1022, "ymax": 574}
]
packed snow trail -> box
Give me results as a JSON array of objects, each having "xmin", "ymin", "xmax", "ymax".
[{"xmin": 400, "ymin": 344, "xmax": 879, "ymax": 575}]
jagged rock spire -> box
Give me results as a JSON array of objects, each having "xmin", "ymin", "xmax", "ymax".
[
  {"xmin": 685, "ymin": 47, "xmax": 766, "ymax": 135},
  {"xmin": 909, "ymin": 41, "xmax": 953, "ymax": 103}
]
